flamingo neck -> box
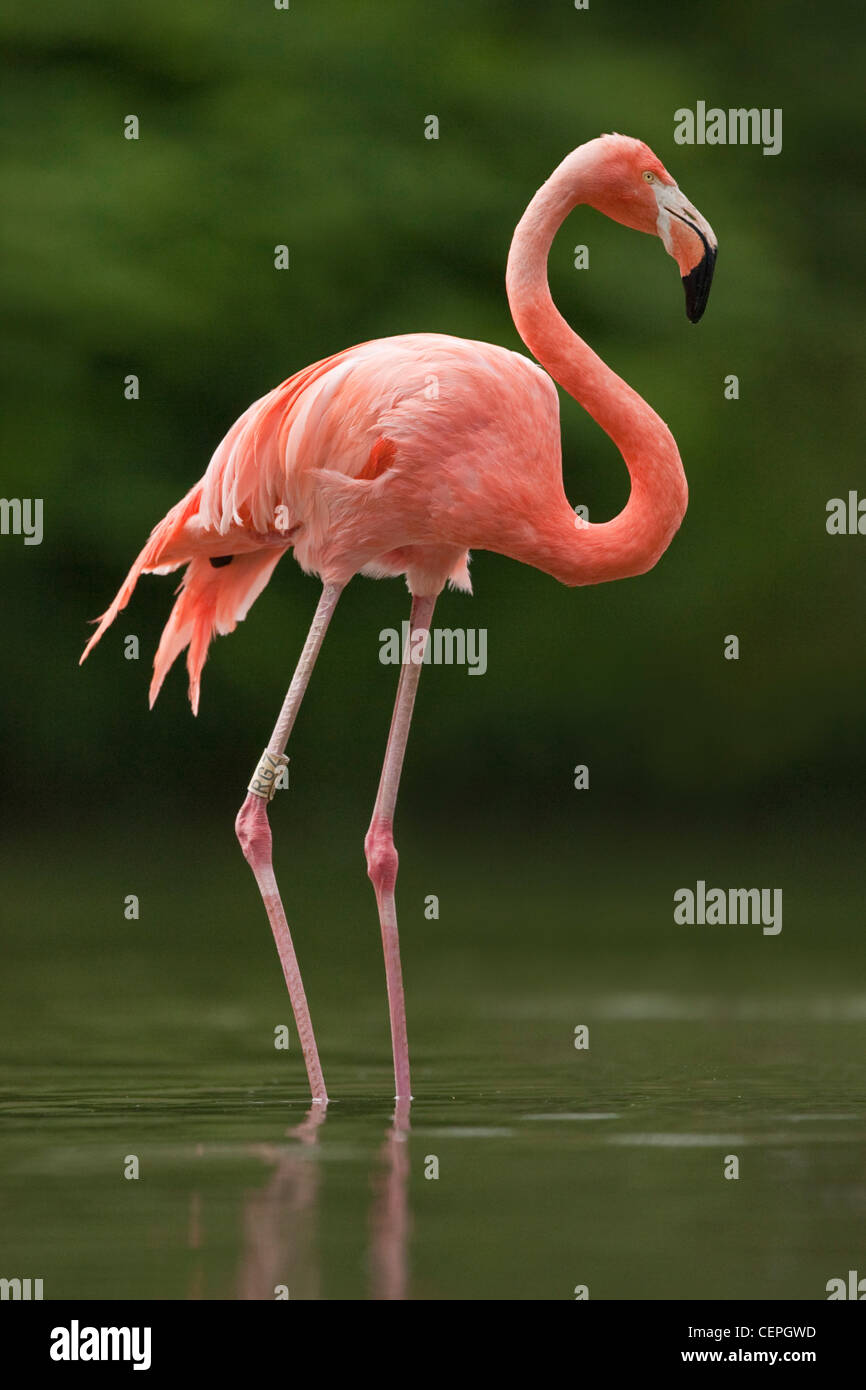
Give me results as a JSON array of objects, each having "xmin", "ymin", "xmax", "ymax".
[{"xmin": 505, "ymin": 146, "xmax": 688, "ymax": 586}]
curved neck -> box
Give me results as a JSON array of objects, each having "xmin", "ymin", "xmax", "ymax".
[{"xmin": 505, "ymin": 147, "xmax": 688, "ymax": 586}]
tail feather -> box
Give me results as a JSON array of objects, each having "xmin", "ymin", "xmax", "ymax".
[
  {"xmin": 149, "ymin": 550, "xmax": 283, "ymax": 714},
  {"xmin": 79, "ymin": 484, "xmax": 202, "ymax": 666},
  {"xmin": 81, "ymin": 348, "xmax": 362, "ymax": 709},
  {"xmin": 81, "ymin": 477, "xmax": 285, "ymax": 712}
]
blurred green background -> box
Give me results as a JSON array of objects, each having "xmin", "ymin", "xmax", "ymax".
[
  {"xmin": 1, "ymin": 0, "xmax": 865, "ymax": 1301},
  {"xmin": 2, "ymin": 0, "xmax": 864, "ymax": 829}
]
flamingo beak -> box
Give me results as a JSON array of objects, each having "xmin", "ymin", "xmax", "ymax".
[{"xmin": 655, "ymin": 186, "xmax": 718, "ymax": 323}]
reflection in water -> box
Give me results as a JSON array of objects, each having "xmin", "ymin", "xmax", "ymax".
[
  {"xmin": 236, "ymin": 1103, "xmax": 327, "ymax": 1300},
  {"xmin": 187, "ymin": 1145, "xmax": 207, "ymax": 1299},
  {"xmin": 369, "ymin": 1097, "xmax": 411, "ymax": 1300},
  {"xmin": 186, "ymin": 1190, "xmax": 204, "ymax": 1299},
  {"xmin": 185, "ymin": 1101, "xmax": 413, "ymax": 1299}
]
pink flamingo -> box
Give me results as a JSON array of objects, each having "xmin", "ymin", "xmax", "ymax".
[{"xmin": 81, "ymin": 135, "xmax": 716, "ymax": 1105}]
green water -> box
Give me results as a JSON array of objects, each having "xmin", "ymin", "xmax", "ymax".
[{"xmin": 2, "ymin": 820, "xmax": 864, "ymax": 1300}]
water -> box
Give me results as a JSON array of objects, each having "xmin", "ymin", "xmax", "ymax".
[{"xmin": 2, "ymin": 821, "xmax": 864, "ymax": 1299}]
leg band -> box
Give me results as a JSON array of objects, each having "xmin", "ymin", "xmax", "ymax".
[{"xmin": 247, "ymin": 748, "xmax": 289, "ymax": 801}]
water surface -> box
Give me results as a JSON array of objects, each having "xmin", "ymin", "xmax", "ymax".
[{"xmin": 2, "ymin": 822, "xmax": 863, "ymax": 1299}]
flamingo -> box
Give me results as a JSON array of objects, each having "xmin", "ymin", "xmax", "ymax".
[{"xmin": 81, "ymin": 134, "xmax": 716, "ymax": 1105}]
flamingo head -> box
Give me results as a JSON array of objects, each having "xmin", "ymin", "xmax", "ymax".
[{"xmin": 587, "ymin": 134, "xmax": 718, "ymax": 323}]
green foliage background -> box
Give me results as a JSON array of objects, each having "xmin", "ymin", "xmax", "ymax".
[{"xmin": 1, "ymin": 0, "xmax": 863, "ymax": 838}]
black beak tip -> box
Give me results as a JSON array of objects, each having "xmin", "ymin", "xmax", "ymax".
[{"xmin": 682, "ymin": 245, "xmax": 717, "ymax": 324}]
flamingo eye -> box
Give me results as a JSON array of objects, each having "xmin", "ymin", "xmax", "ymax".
[{"xmin": 642, "ymin": 171, "xmax": 656, "ymax": 183}]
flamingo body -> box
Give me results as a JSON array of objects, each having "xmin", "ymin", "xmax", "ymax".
[{"xmin": 83, "ymin": 333, "xmax": 568, "ymax": 711}]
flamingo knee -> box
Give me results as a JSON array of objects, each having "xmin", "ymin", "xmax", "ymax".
[
  {"xmin": 235, "ymin": 790, "xmax": 272, "ymax": 870},
  {"xmin": 365, "ymin": 817, "xmax": 399, "ymax": 896}
]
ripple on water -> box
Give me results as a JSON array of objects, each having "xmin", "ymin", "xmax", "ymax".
[
  {"xmin": 594, "ymin": 993, "xmax": 866, "ymax": 1022},
  {"xmin": 418, "ymin": 1127, "xmax": 516, "ymax": 1138},
  {"xmin": 609, "ymin": 1133, "xmax": 748, "ymax": 1147},
  {"xmin": 783, "ymin": 1114, "xmax": 861, "ymax": 1122},
  {"xmin": 522, "ymin": 1112, "xmax": 619, "ymax": 1121}
]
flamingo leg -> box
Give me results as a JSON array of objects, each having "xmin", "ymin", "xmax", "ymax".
[
  {"xmin": 365, "ymin": 592, "xmax": 437, "ymax": 1100},
  {"xmin": 235, "ymin": 582, "xmax": 343, "ymax": 1103}
]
